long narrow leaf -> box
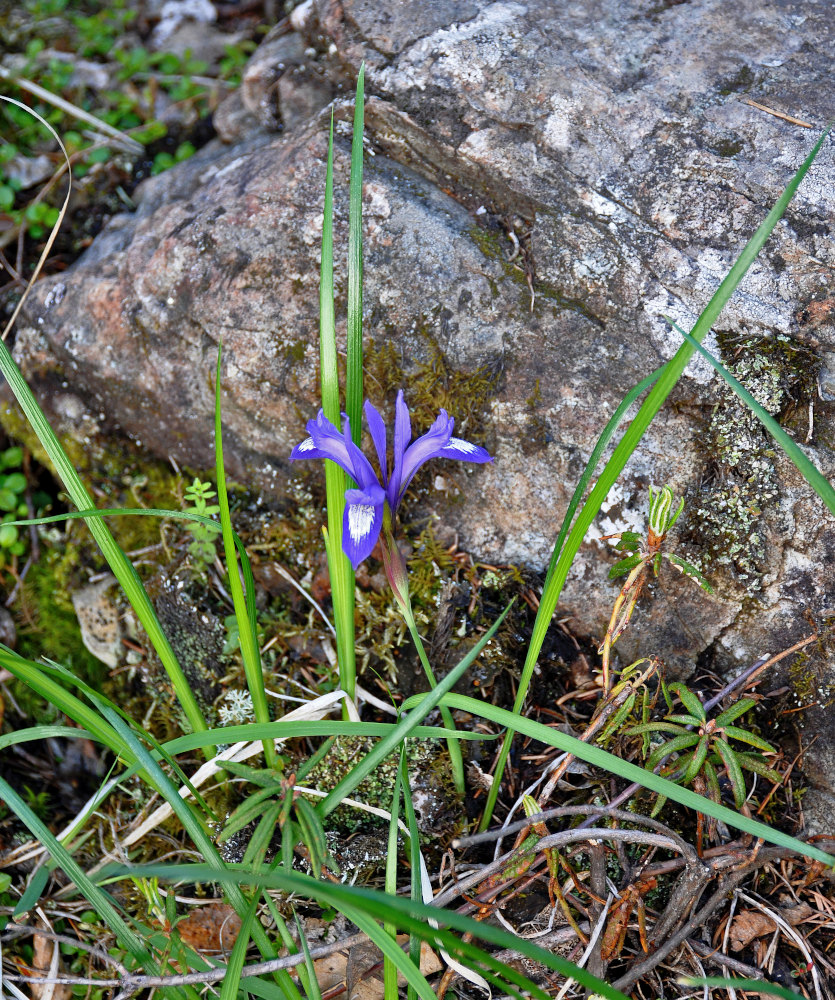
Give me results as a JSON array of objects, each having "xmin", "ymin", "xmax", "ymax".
[
  {"xmin": 346, "ymin": 63, "xmax": 365, "ymax": 442},
  {"xmin": 119, "ymin": 862, "xmax": 632, "ymax": 1000},
  {"xmin": 215, "ymin": 344, "xmax": 273, "ymax": 765},
  {"xmin": 0, "ymin": 349, "xmax": 207, "ymax": 739},
  {"xmin": 383, "ymin": 754, "xmax": 403, "ymax": 1000},
  {"xmin": 317, "ymin": 601, "xmax": 513, "ymax": 819},
  {"xmin": 319, "ymin": 111, "xmax": 357, "ymax": 700},
  {"xmin": 420, "ymin": 692, "xmax": 835, "ymax": 866},
  {"xmin": 480, "ymin": 126, "xmax": 831, "ymax": 829},
  {"xmin": 672, "ymin": 320, "xmax": 835, "ymax": 516},
  {"xmin": 0, "ymin": 776, "xmax": 157, "ymax": 972},
  {"xmin": 681, "ymin": 977, "xmax": 804, "ymax": 999}
]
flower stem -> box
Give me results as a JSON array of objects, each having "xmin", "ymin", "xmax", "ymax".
[{"xmin": 381, "ymin": 523, "xmax": 465, "ymax": 795}]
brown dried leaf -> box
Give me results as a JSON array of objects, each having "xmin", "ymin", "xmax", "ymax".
[
  {"xmin": 729, "ymin": 903, "xmax": 816, "ymax": 951},
  {"xmin": 175, "ymin": 902, "xmax": 242, "ymax": 953},
  {"xmin": 30, "ymin": 931, "xmax": 72, "ymax": 1000},
  {"xmin": 313, "ymin": 935, "xmax": 442, "ymax": 1000}
]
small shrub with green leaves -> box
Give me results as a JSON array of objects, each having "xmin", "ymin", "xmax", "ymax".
[
  {"xmin": 629, "ymin": 681, "xmax": 781, "ymax": 814},
  {"xmin": 182, "ymin": 477, "xmax": 220, "ymax": 574}
]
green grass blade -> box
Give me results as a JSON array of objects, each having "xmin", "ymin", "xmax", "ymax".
[
  {"xmin": 215, "ymin": 343, "xmax": 273, "ymax": 766},
  {"xmin": 0, "ymin": 337, "xmax": 208, "ymax": 739},
  {"xmin": 672, "ymin": 320, "xmax": 835, "ymax": 515},
  {"xmin": 383, "ymin": 752, "xmax": 403, "ymax": 1000},
  {"xmin": 0, "ymin": 725, "xmax": 94, "ymax": 752},
  {"xmin": 267, "ymin": 910, "xmax": 308, "ymax": 1000},
  {"xmin": 346, "ymin": 62, "xmax": 365, "ymax": 443},
  {"xmin": 0, "ymin": 775, "xmax": 158, "ymax": 973},
  {"xmin": 162, "ymin": 721, "xmax": 488, "ymax": 757},
  {"xmin": 480, "ymin": 125, "xmax": 831, "ymax": 830},
  {"xmin": 399, "ymin": 753, "xmax": 423, "ymax": 1000},
  {"xmin": 88, "ymin": 698, "xmax": 282, "ymax": 967},
  {"xmin": 540, "ymin": 364, "xmax": 665, "ymax": 596},
  {"xmin": 119, "ymin": 863, "xmax": 632, "ymax": 1000},
  {"xmin": 680, "ymin": 977, "xmax": 804, "ymax": 999},
  {"xmin": 294, "ymin": 913, "xmax": 323, "ymax": 1000},
  {"xmin": 319, "ymin": 110, "xmax": 357, "ymax": 701},
  {"xmin": 0, "ymin": 649, "xmax": 134, "ymax": 758},
  {"xmin": 317, "ymin": 601, "xmax": 513, "ymax": 819},
  {"xmin": 219, "ymin": 891, "xmax": 261, "ymax": 1000},
  {"xmin": 419, "ymin": 692, "xmax": 835, "ymax": 866}
]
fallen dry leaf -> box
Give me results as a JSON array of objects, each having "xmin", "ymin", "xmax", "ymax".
[
  {"xmin": 175, "ymin": 902, "xmax": 242, "ymax": 953},
  {"xmin": 730, "ymin": 903, "xmax": 816, "ymax": 951},
  {"xmin": 30, "ymin": 929, "xmax": 72, "ymax": 1000},
  {"xmin": 312, "ymin": 934, "xmax": 442, "ymax": 1000}
]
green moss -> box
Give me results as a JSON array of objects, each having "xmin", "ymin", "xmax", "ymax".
[
  {"xmin": 305, "ymin": 735, "xmax": 461, "ymax": 839},
  {"xmin": 0, "ymin": 398, "xmax": 183, "ymax": 556},
  {"xmin": 714, "ymin": 139, "xmax": 743, "ymax": 158},
  {"xmin": 718, "ymin": 64, "xmax": 756, "ymax": 95},
  {"xmin": 365, "ymin": 334, "xmax": 497, "ymax": 440}
]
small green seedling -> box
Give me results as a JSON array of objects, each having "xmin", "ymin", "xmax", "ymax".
[
  {"xmin": 629, "ymin": 682, "xmax": 781, "ymax": 818},
  {"xmin": 183, "ymin": 477, "xmax": 220, "ymax": 574},
  {"xmin": 0, "ymin": 446, "xmax": 44, "ymax": 567},
  {"xmin": 600, "ymin": 485, "xmax": 712, "ymax": 692}
]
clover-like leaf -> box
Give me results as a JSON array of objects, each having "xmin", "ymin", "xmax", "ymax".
[
  {"xmin": 608, "ymin": 553, "xmax": 644, "ymax": 579},
  {"xmin": 665, "ymin": 553, "xmax": 713, "ymax": 593},
  {"xmin": 647, "ymin": 732, "xmax": 700, "ymax": 772},
  {"xmin": 734, "ymin": 753, "xmax": 783, "ymax": 785},
  {"xmin": 627, "ymin": 721, "xmax": 691, "ymax": 737},
  {"xmin": 683, "ymin": 736, "xmax": 709, "ymax": 785},
  {"xmin": 665, "ymin": 713, "xmax": 705, "ymax": 727},
  {"xmin": 613, "ymin": 530, "xmax": 642, "ymax": 551},
  {"xmin": 703, "ymin": 758, "xmax": 721, "ymax": 803}
]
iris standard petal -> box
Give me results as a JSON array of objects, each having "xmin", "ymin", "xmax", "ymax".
[
  {"xmin": 438, "ymin": 437, "xmax": 493, "ymax": 463},
  {"xmin": 341, "ymin": 414, "xmax": 383, "ymax": 491},
  {"xmin": 390, "ymin": 389, "xmax": 412, "ymax": 503},
  {"xmin": 395, "ymin": 409, "xmax": 454, "ymax": 504},
  {"xmin": 364, "ymin": 399, "xmax": 389, "ymax": 486},
  {"xmin": 341, "ymin": 485, "xmax": 385, "ymax": 568}
]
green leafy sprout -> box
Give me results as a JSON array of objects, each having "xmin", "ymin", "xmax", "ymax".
[
  {"xmin": 629, "ymin": 681, "xmax": 781, "ymax": 813},
  {"xmin": 182, "ymin": 477, "xmax": 221, "ymax": 574}
]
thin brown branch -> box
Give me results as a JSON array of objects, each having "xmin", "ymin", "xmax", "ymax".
[{"xmin": 3, "ymin": 931, "xmax": 369, "ymax": 994}]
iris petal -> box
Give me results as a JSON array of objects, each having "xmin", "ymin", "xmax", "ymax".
[
  {"xmin": 341, "ymin": 414, "xmax": 382, "ymax": 491},
  {"xmin": 341, "ymin": 485, "xmax": 385, "ymax": 568},
  {"xmin": 364, "ymin": 400, "xmax": 389, "ymax": 486},
  {"xmin": 395, "ymin": 410, "xmax": 454, "ymax": 504},
  {"xmin": 290, "ymin": 410, "xmax": 355, "ymax": 478},
  {"xmin": 390, "ymin": 390, "xmax": 412, "ymax": 506},
  {"xmin": 438, "ymin": 437, "xmax": 493, "ymax": 463}
]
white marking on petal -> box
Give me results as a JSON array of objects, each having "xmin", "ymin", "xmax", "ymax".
[
  {"xmin": 348, "ymin": 503, "xmax": 375, "ymax": 542},
  {"xmin": 447, "ymin": 437, "xmax": 477, "ymax": 454},
  {"xmin": 297, "ymin": 437, "xmax": 315, "ymax": 452}
]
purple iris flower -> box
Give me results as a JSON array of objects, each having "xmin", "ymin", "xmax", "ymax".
[{"xmin": 290, "ymin": 390, "xmax": 492, "ymax": 569}]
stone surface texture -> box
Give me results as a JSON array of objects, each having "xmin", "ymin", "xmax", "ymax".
[{"xmin": 11, "ymin": 0, "xmax": 835, "ymax": 819}]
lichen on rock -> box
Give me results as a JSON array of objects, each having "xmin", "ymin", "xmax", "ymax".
[{"xmin": 692, "ymin": 333, "xmax": 819, "ymax": 589}]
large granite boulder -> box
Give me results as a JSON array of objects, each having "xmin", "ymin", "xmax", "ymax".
[{"xmin": 11, "ymin": 0, "xmax": 835, "ymax": 821}]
